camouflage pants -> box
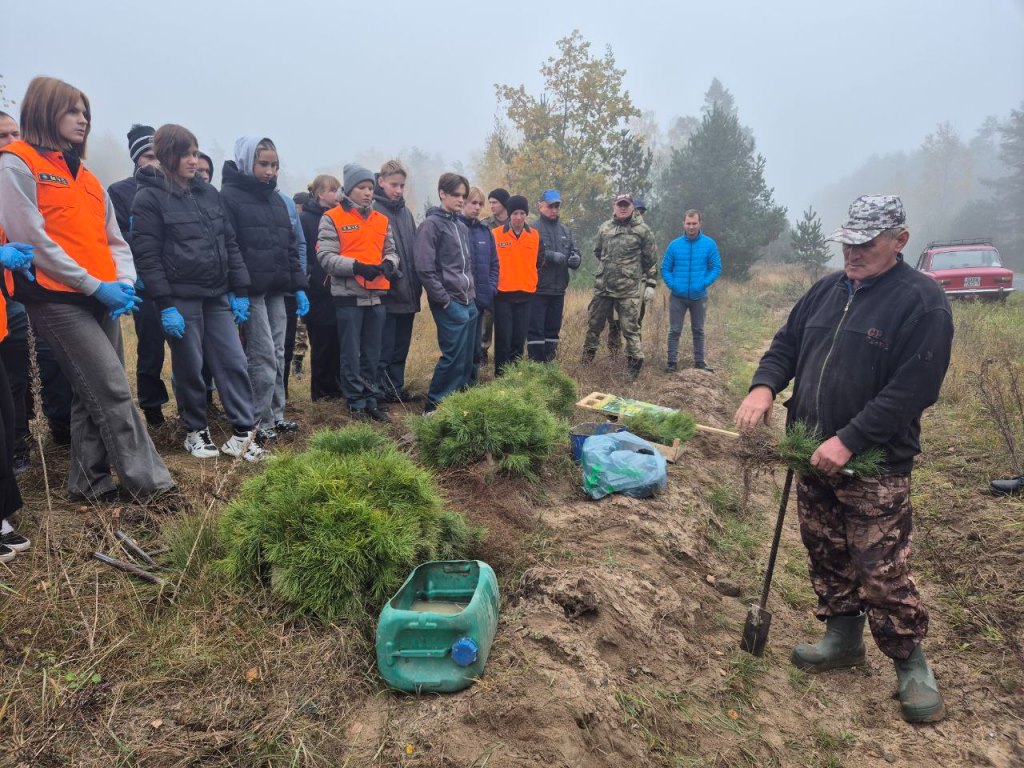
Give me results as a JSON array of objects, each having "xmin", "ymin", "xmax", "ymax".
[
  {"xmin": 606, "ymin": 296, "xmax": 647, "ymax": 352},
  {"xmin": 294, "ymin": 318, "xmax": 309, "ymax": 357},
  {"xmin": 584, "ymin": 294, "xmax": 643, "ymax": 360},
  {"xmin": 796, "ymin": 472, "xmax": 927, "ymax": 661}
]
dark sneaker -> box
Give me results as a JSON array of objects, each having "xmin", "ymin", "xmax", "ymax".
[
  {"xmin": 665, "ymin": 362, "xmax": 678, "ymax": 374},
  {"xmin": 423, "ymin": 400, "xmax": 438, "ymax": 415},
  {"xmin": 1, "ymin": 530, "xmax": 31, "ymax": 552},
  {"xmin": 255, "ymin": 427, "xmax": 278, "ymax": 443},
  {"xmin": 694, "ymin": 361, "xmax": 714, "ymax": 373},
  {"xmin": 349, "ymin": 409, "xmax": 370, "ymax": 422},
  {"xmin": 273, "ymin": 419, "xmax": 299, "ymax": 433},
  {"xmin": 12, "ymin": 453, "xmax": 31, "ymax": 475},
  {"xmin": 143, "ymin": 408, "xmax": 165, "ymax": 427},
  {"xmin": 0, "ymin": 543, "xmax": 14, "ymax": 563},
  {"xmin": 367, "ymin": 407, "xmax": 391, "ymax": 424}
]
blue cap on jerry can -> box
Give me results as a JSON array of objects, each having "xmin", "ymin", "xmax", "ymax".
[{"xmin": 451, "ymin": 637, "xmax": 479, "ymax": 667}]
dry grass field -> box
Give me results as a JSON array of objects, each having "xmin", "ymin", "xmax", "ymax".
[{"xmin": 1, "ymin": 268, "xmax": 1022, "ymax": 767}]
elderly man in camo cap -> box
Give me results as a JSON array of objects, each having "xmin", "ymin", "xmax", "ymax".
[{"xmin": 734, "ymin": 194, "xmax": 954, "ymax": 723}]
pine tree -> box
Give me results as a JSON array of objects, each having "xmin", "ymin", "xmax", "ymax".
[
  {"xmin": 654, "ymin": 105, "xmax": 787, "ymax": 279},
  {"xmin": 788, "ymin": 207, "xmax": 832, "ymax": 279},
  {"xmin": 988, "ymin": 103, "xmax": 1024, "ymax": 262}
]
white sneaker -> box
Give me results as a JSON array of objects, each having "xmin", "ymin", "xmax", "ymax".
[
  {"xmin": 184, "ymin": 429, "xmax": 220, "ymax": 458},
  {"xmin": 221, "ymin": 431, "xmax": 266, "ymax": 462}
]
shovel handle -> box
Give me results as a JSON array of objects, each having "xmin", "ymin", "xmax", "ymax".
[{"xmin": 758, "ymin": 468, "xmax": 794, "ymax": 611}]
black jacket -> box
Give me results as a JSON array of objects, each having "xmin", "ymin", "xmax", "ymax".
[
  {"xmin": 130, "ymin": 166, "xmax": 250, "ymax": 309},
  {"xmin": 414, "ymin": 206, "xmax": 475, "ymax": 307},
  {"xmin": 299, "ymin": 197, "xmax": 336, "ymax": 326},
  {"xmin": 373, "ymin": 188, "xmax": 422, "ymax": 314},
  {"xmin": 219, "ymin": 161, "xmax": 307, "ymax": 296},
  {"xmin": 108, "ymin": 175, "xmax": 138, "ymax": 240},
  {"xmin": 532, "ymin": 215, "xmax": 581, "ymax": 295},
  {"xmin": 751, "ymin": 259, "xmax": 954, "ymax": 473}
]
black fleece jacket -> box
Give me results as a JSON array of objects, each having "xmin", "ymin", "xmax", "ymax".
[
  {"xmin": 751, "ymin": 258, "xmax": 954, "ymax": 473},
  {"xmin": 373, "ymin": 188, "xmax": 422, "ymax": 314},
  {"xmin": 130, "ymin": 166, "xmax": 250, "ymax": 309},
  {"xmin": 219, "ymin": 161, "xmax": 307, "ymax": 296}
]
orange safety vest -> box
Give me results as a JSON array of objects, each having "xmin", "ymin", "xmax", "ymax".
[
  {"xmin": 0, "ymin": 226, "xmax": 8, "ymax": 340},
  {"xmin": 492, "ymin": 224, "xmax": 539, "ymax": 293},
  {"xmin": 323, "ymin": 204, "xmax": 390, "ymax": 291},
  {"xmin": 0, "ymin": 140, "xmax": 116, "ymax": 295}
]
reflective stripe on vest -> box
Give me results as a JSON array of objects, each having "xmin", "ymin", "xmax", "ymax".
[
  {"xmin": 0, "ymin": 141, "xmax": 116, "ymax": 294},
  {"xmin": 324, "ymin": 204, "xmax": 390, "ymax": 291},
  {"xmin": 492, "ymin": 225, "xmax": 539, "ymax": 293}
]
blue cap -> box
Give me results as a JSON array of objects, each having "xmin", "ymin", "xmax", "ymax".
[
  {"xmin": 541, "ymin": 189, "xmax": 561, "ymax": 204},
  {"xmin": 451, "ymin": 637, "xmax": 479, "ymax": 667}
]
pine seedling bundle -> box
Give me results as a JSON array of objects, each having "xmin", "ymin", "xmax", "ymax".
[
  {"xmin": 218, "ymin": 425, "xmax": 482, "ymax": 624},
  {"xmin": 626, "ymin": 409, "xmax": 698, "ymax": 446},
  {"xmin": 775, "ymin": 421, "xmax": 886, "ymax": 477}
]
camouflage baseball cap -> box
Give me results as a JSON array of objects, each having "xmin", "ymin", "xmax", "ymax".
[{"xmin": 826, "ymin": 194, "xmax": 906, "ymax": 245}]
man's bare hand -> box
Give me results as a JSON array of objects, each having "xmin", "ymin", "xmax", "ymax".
[
  {"xmin": 734, "ymin": 386, "xmax": 774, "ymax": 432},
  {"xmin": 810, "ymin": 436, "xmax": 853, "ymax": 475}
]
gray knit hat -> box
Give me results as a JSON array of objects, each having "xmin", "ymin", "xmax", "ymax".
[{"xmin": 343, "ymin": 163, "xmax": 374, "ymax": 195}]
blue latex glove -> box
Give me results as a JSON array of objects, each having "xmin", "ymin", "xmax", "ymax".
[
  {"xmin": 295, "ymin": 290, "xmax": 309, "ymax": 317},
  {"xmin": 93, "ymin": 281, "xmax": 142, "ymax": 318},
  {"xmin": 160, "ymin": 307, "xmax": 185, "ymax": 339},
  {"xmin": 0, "ymin": 242, "xmax": 34, "ymax": 270},
  {"xmin": 228, "ymin": 293, "xmax": 250, "ymax": 325}
]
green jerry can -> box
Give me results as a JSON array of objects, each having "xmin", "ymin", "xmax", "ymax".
[{"xmin": 376, "ymin": 560, "xmax": 500, "ymax": 693}]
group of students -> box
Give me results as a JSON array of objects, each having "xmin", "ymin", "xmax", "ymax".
[{"xmin": 0, "ymin": 75, "xmax": 588, "ymax": 563}]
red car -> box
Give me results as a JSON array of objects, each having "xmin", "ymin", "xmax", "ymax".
[{"xmin": 915, "ymin": 239, "xmax": 1015, "ymax": 301}]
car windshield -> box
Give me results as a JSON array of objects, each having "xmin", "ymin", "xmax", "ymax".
[{"xmin": 930, "ymin": 249, "xmax": 1002, "ymax": 270}]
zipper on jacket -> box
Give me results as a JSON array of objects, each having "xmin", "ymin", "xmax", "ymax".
[
  {"xmin": 813, "ymin": 284, "xmax": 855, "ymax": 431},
  {"xmin": 448, "ymin": 216, "xmax": 471, "ymax": 297}
]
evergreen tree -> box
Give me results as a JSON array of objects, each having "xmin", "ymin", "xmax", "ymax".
[
  {"xmin": 654, "ymin": 105, "xmax": 787, "ymax": 279},
  {"xmin": 788, "ymin": 207, "xmax": 832, "ymax": 279},
  {"xmin": 988, "ymin": 103, "xmax": 1024, "ymax": 262}
]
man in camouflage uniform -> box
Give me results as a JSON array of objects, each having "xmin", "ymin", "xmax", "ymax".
[
  {"xmin": 581, "ymin": 194, "xmax": 657, "ymax": 380},
  {"xmin": 606, "ymin": 197, "xmax": 653, "ymax": 353},
  {"xmin": 735, "ymin": 195, "xmax": 953, "ymax": 724}
]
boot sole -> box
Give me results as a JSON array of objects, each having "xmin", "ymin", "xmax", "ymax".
[
  {"xmin": 902, "ymin": 700, "xmax": 946, "ymax": 723},
  {"xmin": 791, "ymin": 650, "xmax": 866, "ymax": 673}
]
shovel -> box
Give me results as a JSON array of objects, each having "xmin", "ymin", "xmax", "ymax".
[{"xmin": 740, "ymin": 468, "xmax": 794, "ymax": 656}]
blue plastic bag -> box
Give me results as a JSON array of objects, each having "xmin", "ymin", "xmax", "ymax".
[{"xmin": 580, "ymin": 431, "xmax": 668, "ymax": 500}]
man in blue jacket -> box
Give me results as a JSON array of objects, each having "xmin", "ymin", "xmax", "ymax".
[{"xmin": 660, "ymin": 209, "xmax": 721, "ymax": 372}]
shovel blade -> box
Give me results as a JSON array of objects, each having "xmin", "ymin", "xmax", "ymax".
[{"xmin": 740, "ymin": 603, "xmax": 772, "ymax": 657}]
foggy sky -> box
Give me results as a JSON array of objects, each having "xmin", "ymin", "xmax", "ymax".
[{"xmin": 4, "ymin": 0, "xmax": 1023, "ymax": 216}]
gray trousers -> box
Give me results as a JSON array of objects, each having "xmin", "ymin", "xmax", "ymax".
[
  {"xmin": 668, "ymin": 295, "xmax": 707, "ymax": 365},
  {"xmin": 169, "ymin": 295, "xmax": 255, "ymax": 434},
  {"xmin": 245, "ymin": 293, "xmax": 287, "ymax": 426},
  {"xmin": 25, "ymin": 301, "xmax": 173, "ymax": 499}
]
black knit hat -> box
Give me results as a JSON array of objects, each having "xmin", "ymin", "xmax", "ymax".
[
  {"xmin": 488, "ymin": 188, "xmax": 511, "ymax": 209},
  {"xmin": 505, "ymin": 195, "xmax": 529, "ymax": 215},
  {"xmin": 127, "ymin": 124, "xmax": 155, "ymax": 164}
]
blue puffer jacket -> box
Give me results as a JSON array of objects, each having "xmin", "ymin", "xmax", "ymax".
[
  {"xmin": 459, "ymin": 214, "xmax": 499, "ymax": 309},
  {"xmin": 660, "ymin": 231, "xmax": 722, "ymax": 300}
]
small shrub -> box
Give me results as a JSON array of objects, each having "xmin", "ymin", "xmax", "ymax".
[
  {"xmin": 626, "ymin": 409, "xmax": 697, "ymax": 446},
  {"xmin": 494, "ymin": 360, "xmax": 578, "ymax": 420},
  {"xmin": 777, "ymin": 421, "xmax": 885, "ymax": 477},
  {"xmin": 413, "ymin": 385, "xmax": 562, "ymax": 479},
  {"xmin": 217, "ymin": 428, "xmax": 483, "ymax": 624}
]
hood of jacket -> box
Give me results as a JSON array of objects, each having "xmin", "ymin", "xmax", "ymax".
[
  {"xmin": 373, "ymin": 187, "xmax": 407, "ymax": 213},
  {"xmin": 221, "ymin": 159, "xmax": 277, "ymax": 197},
  {"xmin": 233, "ymin": 135, "xmax": 269, "ymax": 177}
]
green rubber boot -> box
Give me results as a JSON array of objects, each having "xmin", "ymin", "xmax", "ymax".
[
  {"xmin": 894, "ymin": 644, "xmax": 946, "ymax": 723},
  {"xmin": 791, "ymin": 613, "xmax": 867, "ymax": 672}
]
